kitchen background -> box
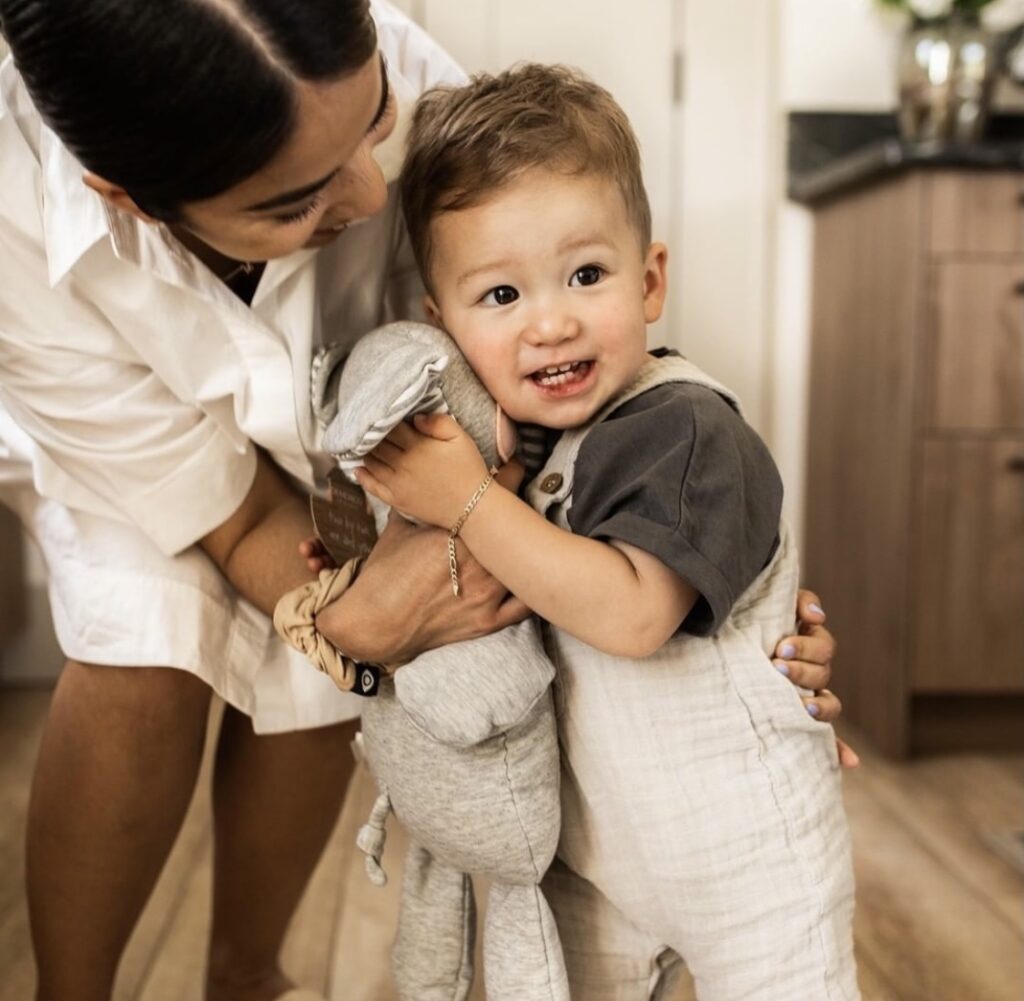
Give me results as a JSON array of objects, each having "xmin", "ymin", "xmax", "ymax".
[{"xmin": 1, "ymin": 1, "xmax": 1022, "ymax": 998}]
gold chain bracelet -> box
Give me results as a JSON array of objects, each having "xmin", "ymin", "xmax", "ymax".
[{"xmin": 447, "ymin": 466, "xmax": 499, "ymax": 597}]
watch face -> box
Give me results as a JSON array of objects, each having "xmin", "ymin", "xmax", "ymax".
[
  {"xmin": 310, "ymin": 468, "xmax": 378, "ymax": 566},
  {"xmin": 357, "ymin": 664, "xmax": 381, "ymax": 697}
]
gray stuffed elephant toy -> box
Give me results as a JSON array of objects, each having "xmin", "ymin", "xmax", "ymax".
[{"xmin": 318, "ymin": 321, "xmax": 568, "ymax": 1001}]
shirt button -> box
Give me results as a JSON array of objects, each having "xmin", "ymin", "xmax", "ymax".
[{"xmin": 539, "ymin": 473, "xmax": 564, "ymax": 494}]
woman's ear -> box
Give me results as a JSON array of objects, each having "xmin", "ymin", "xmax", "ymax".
[
  {"xmin": 82, "ymin": 173, "xmax": 159, "ymax": 224},
  {"xmin": 642, "ymin": 242, "xmax": 669, "ymax": 324}
]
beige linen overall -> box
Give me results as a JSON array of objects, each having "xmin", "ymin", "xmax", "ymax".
[{"xmin": 526, "ymin": 356, "xmax": 859, "ymax": 1001}]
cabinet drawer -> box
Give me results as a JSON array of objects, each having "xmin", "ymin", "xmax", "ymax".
[
  {"xmin": 912, "ymin": 440, "xmax": 1024, "ymax": 692},
  {"xmin": 925, "ymin": 261, "xmax": 1024, "ymax": 431},
  {"xmin": 928, "ymin": 171, "xmax": 1024, "ymax": 257}
]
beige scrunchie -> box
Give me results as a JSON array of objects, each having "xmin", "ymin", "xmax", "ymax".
[{"xmin": 273, "ymin": 558, "xmax": 365, "ymax": 692}]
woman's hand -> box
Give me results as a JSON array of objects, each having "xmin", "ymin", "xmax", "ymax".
[
  {"xmin": 315, "ymin": 461, "xmax": 529, "ymax": 665},
  {"xmin": 775, "ymin": 589, "xmax": 859, "ymax": 769},
  {"xmin": 356, "ymin": 413, "xmax": 490, "ymax": 530}
]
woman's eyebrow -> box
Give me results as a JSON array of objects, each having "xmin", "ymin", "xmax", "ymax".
[{"xmin": 244, "ymin": 55, "xmax": 388, "ymax": 213}]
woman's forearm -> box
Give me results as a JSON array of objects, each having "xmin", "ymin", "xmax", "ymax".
[{"xmin": 200, "ymin": 452, "xmax": 317, "ymax": 617}]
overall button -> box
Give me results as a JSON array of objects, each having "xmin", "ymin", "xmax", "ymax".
[{"xmin": 540, "ymin": 473, "xmax": 564, "ymax": 494}]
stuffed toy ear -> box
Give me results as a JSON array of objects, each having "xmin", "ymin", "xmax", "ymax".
[
  {"xmin": 495, "ymin": 406, "xmax": 518, "ymax": 466},
  {"xmin": 324, "ymin": 321, "xmax": 506, "ymax": 473}
]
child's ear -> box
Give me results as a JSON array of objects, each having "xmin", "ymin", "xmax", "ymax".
[
  {"xmin": 423, "ymin": 294, "xmax": 445, "ymax": 329},
  {"xmin": 642, "ymin": 242, "xmax": 669, "ymax": 324},
  {"xmin": 82, "ymin": 173, "xmax": 159, "ymax": 224}
]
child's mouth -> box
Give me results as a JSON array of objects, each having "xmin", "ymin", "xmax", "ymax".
[{"xmin": 530, "ymin": 360, "xmax": 593, "ymax": 389}]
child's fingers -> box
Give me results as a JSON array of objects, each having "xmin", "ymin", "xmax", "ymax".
[
  {"xmin": 371, "ymin": 440, "xmax": 403, "ymax": 468},
  {"xmin": 495, "ymin": 458, "xmax": 526, "ymax": 493},
  {"xmin": 412, "ymin": 411, "xmax": 461, "ymax": 439},
  {"xmin": 355, "ymin": 464, "xmax": 393, "ymax": 506}
]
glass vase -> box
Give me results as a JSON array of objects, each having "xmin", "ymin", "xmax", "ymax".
[{"xmin": 898, "ymin": 14, "xmax": 1000, "ymax": 144}]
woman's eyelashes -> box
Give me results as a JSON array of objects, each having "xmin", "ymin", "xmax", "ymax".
[{"xmin": 275, "ymin": 193, "xmax": 325, "ymax": 226}]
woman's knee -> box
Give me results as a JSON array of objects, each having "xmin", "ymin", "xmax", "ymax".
[{"xmin": 53, "ymin": 659, "xmax": 213, "ymax": 746}]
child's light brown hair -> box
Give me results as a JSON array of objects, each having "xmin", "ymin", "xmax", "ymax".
[{"xmin": 400, "ymin": 62, "xmax": 652, "ymax": 291}]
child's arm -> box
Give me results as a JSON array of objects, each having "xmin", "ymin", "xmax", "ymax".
[{"xmin": 356, "ymin": 414, "xmax": 697, "ymax": 657}]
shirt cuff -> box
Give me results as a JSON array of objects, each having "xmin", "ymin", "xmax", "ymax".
[{"xmin": 119, "ymin": 432, "xmax": 258, "ymax": 556}]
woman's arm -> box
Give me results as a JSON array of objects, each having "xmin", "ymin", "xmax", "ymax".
[{"xmin": 200, "ymin": 449, "xmax": 529, "ymax": 663}]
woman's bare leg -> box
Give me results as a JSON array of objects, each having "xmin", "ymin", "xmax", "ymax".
[
  {"xmin": 26, "ymin": 660, "xmax": 213, "ymax": 1001},
  {"xmin": 205, "ymin": 709, "xmax": 358, "ymax": 1001}
]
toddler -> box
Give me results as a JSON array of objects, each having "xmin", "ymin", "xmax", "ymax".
[{"xmin": 357, "ymin": 64, "xmax": 859, "ymax": 1001}]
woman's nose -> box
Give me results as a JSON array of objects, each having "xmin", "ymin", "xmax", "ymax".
[{"xmin": 330, "ymin": 146, "xmax": 389, "ymax": 225}]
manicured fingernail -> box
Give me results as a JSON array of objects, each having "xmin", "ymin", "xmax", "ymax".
[
  {"xmin": 774, "ymin": 661, "xmax": 790, "ymax": 676},
  {"xmin": 806, "ymin": 702, "xmax": 820, "ymax": 717},
  {"xmin": 809, "ymin": 603, "xmax": 825, "ymax": 616},
  {"xmin": 779, "ymin": 643, "xmax": 797, "ymax": 659}
]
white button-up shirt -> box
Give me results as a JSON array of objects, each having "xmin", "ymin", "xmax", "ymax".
[{"xmin": 0, "ymin": 0, "xmax": 463, "ymax": 557}]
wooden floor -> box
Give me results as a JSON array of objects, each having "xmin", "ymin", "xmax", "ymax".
[{"xmin": 1, "ymin": 688, "xmax": 1022, "ymax": 1001}]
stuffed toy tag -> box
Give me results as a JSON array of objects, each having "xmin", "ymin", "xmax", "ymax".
[{"xmin": 310, "ymin": 468, "xmax": 378, "ymax": 565}]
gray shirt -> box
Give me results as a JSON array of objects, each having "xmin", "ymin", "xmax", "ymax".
[{"xmin": 566, "ymin": 381, "xmax": 783, "ymax": 637}]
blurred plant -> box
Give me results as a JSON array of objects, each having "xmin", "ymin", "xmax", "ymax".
[{"xmin": 876, "ymin": 0, "xmax": 1024, "ymax": 28}]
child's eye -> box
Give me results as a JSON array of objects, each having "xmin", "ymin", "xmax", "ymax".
[
  {"xmin": 275, "ymin": 193, "xmax": 324, "ymax": 225},
  {"xmin": 481, "ymin": 285, "xmax": 519, "ymax": 306},
  {"xmin": 570, "ymin": 265, "xmax": 604, "ymax": 287}
]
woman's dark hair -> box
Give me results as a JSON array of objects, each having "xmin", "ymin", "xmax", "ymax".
[{"xmin": 0, "ymin": 0, "xmax": 377, "ymax": 219}]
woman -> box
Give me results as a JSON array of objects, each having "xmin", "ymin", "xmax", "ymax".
[{"xmin": 0, "ymin": 2, "xmax": 844, "ymax": 999}]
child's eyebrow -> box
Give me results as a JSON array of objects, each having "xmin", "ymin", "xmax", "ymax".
[
  {"xmin": 456, "ymin": 259, "xmax": 515, "ymax": 288},
  {"xmin": 558, "ymin": 233, "xmax": 612, "ymax": 253}
]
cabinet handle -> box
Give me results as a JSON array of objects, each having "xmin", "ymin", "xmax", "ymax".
[{"xmin": 1008, "ymin": 456, "xmax": 1024, "ymax": 473}]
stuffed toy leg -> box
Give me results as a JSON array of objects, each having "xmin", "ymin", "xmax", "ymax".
[{"xmin": 320, "ymin": 321, "xmax": 569, "ymax": 1001}]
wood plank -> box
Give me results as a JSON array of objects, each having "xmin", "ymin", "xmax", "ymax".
[
  {"xmin": 843, "ymin": 774, "xmax": 1024, "ymax": 1001},
  {"xmin": 804, "ymin": 174, "xmax": 925, "ymax": 755},
  {"xmin": 928, "ymin": 171, "xmax": 1024, "ymax": 257},
  {"xmin": 911, "ymin": 440, "xmax": 1024, "ymax": 691},
  {"xmin": 844, "ymin": 743, "xmax": 1024, "ymax": 935},
  {"xmin": 924, "ymin": 260, "xmax": 1024, "ymax": 432}
]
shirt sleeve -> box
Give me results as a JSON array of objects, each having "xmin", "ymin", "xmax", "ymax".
[
  {"xmin": 0, "ymin": 232, "xmax": 257, "ymax": 557},
  {"xmin": 566, "ymin": 383, "xmax": 783, "ymax": 636}
]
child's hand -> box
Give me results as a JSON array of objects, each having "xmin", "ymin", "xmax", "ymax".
[
  {"xmin": 355, "ymin": 413, "xmax": 491, "ymax": 530},
  {"xmin": 299, "ymin": 536, "xmax": 336, "ymax": 574}
]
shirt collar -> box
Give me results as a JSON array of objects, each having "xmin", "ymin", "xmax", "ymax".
[{"xmin": 39, "ymin": 124, "xmax": 110, "ymax": 287}]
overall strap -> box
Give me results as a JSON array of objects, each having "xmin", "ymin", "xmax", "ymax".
[{"xmin": 525, "ymin": 354, "xmax": 746, "ymax": 521}]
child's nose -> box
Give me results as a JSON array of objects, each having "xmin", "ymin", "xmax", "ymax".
[{"xmin": 525, "ymin": 306, "xmax": 581, "ymax": 346}]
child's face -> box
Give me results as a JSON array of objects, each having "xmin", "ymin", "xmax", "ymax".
[{"xmin": 424, "ymin": 169, "xmax": 667, "ymax": 429}]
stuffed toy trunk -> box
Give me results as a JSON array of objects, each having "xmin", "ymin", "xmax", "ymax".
[{"xmin": 319, "ymin": 320, "xmax": 568, "ymax": 1001}]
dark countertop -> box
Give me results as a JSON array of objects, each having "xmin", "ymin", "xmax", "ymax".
[{"xmin": 788, "ymin": 111, "xmax": 1024, "ymax": 205}]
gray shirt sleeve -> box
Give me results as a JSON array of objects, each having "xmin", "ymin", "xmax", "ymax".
[{"xmin": 566, "ymin": 382, "xmax": 783, "ymax": 636}]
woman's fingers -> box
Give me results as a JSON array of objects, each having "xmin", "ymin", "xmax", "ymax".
[
  {"xmin": 800, "ymin": 687, "xmax": 842, "ymax": 723},
  {"xmin": 774, "ymin": 624, "xmax": 835, "ymax": 689},
  {"xmin": 834, "ymin": 737, "xmax": 861, "ymax": 769},
  {"xmin": 795, "ymin": 588, "xmax": 827, "ymax": 624}
]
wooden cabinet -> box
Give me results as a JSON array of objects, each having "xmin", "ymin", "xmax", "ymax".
[{"xmin": 805, "ymin": 169, "xmax": 1024, "ymax": 756}]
